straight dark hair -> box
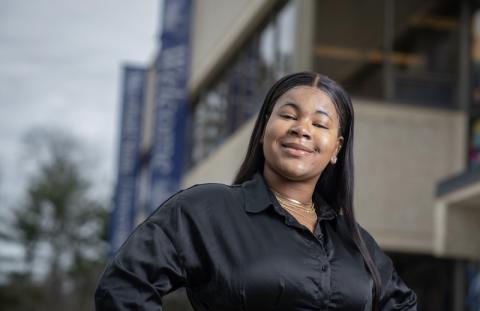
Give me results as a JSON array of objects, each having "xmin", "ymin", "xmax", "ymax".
[{"xmin": 234, "ymin": 72, "xmax": 383, "ymax": 310}]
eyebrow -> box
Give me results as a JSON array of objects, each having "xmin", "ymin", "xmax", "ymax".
[{"xmin": 279, "ymin": 102, "xmax": 332, "ymax": 120}]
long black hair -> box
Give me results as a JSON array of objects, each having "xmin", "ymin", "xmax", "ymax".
[{"xmin": 234, "ymin": 71, "xmax": 383, "ymax": 310}]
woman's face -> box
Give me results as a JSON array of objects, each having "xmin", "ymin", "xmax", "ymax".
[{"xmin": 262, "ymin": 85, "xmax": 343, "ymax": 183}]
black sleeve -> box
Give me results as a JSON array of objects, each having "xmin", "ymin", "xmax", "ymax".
[
  {"xmin": 379, "ymin": 268, "xmax": 417, "ymax": 311},
  {"xmin": 95, "ymin": 195, "xmax": 188, "ymax": 310},
  {"xmin": 359, "ymin": 227, "xmax": 418, "ymax": 311}
]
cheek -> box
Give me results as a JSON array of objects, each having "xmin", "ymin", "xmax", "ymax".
[
  {"xmin": 263, "ymin": 122, "xmax": 280, "ymax": 145},
  {"xmin": 317, "ymin": 134, "xmax": 338, "ymax": 154},
  {"xmin": 262, "ymin": 130, "xmax": 276, "ymax": 158},
  {"xmin": 318, "ymin": 134, "xmax": 333, "ymax": 147}
]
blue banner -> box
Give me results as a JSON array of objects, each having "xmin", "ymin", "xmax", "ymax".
[
  {"xmin": 149, "ymin": 0, "xmax": 192, "ymax": 211},
  {"xmin": 110, "ymin": 66, "xmax": 146, "ymax": 255}
]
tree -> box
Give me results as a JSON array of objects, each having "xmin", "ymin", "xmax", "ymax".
[{"xmin": 0, "ymin": 128, "xmax": 108, "ymax": 311}]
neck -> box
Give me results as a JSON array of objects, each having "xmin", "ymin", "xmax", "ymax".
[{"xmin": 263, "ymin": 166, "xmax": 318, "ymax": 204}]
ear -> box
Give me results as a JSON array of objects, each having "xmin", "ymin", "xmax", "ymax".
[{"xmin": 330, "ymin": 136, "xmax": 344, "ymax": 164}]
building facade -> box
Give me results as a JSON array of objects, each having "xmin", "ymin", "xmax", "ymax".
[{"xmin": 113, "ymin": 0, "xmax": 480, "ymax": 309}]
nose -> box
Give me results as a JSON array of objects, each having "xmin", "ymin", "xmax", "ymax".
[{"xmin": 288, "ymin": 123, "xmax": 311, "ymax": 139}]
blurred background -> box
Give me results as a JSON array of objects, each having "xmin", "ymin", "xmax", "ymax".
[{"xmin": 1, "ymin": 0, "xmax": 480, "ymax": 310}]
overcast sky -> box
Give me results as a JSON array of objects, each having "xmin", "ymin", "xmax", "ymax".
[{"xmin": 0, "ymin": 0, "xmax": 160, "ymax": 212}]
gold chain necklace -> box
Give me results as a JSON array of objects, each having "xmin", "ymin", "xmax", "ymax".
[
  {"xmin": 282, "ymin": 204, "xmax": 318, "ymax": 219},
  {"xmin": 273, "ymin": 191, "xmax": 316, "ymax": 214}
]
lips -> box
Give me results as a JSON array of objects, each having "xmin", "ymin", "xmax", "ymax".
[{"xmin": 280, "ymin": 142, "xmax": 314, "ymax": 155}]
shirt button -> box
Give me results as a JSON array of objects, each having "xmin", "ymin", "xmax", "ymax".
[{"xmin": 321, "ymin": 264, "xmax": 328, "ymax": 272}]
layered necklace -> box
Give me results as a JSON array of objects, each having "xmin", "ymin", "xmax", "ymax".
[{"xmin": 273, "ymin": 191, "xmax": 316, "ymax": 217}]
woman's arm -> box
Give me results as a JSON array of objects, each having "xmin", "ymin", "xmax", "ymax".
[
  {"xmin": 359, "ymin": 226, "xmax": 417, "ymax": 311},
  {"xmin": 95, "ymin": 196, "xmax": 187, "ymax": 310},
  {"xmin": 379, "ymin": 267, "xmax": 417, "ymax": 311}
]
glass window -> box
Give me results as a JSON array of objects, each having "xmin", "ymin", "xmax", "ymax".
[
  {"xmin": 188, "ymin": 1, "xmax": 296, "ymax": 168},
  {"xmin": 314, "ymin": 0, "xmax": 386, "ymax": 99},
  {"xmin": 313, "ymin": 0, "xmax": 460, "ymax": 107},
  {"xmin": 470, "ymin": 4, "xmax": 480, "ymax": 170},
  {"xmin": 472, "ymin": 8, "xmax": 480, "ymax": 108},
  {"xmin": 469, "ymin": 117, "xmax": 480, "ymax": 169},
  {"xmin": 392, "ymin": 0, "xmax": 459, "ymax": 106}
]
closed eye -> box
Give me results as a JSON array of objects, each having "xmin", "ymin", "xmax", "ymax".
[
  {"xmin": 280, "ymin": 114, "xmax": 296, "ymax": 120},
  {"xmin": 313, "ymin": 123, "xmax": 328, "ymax": 129}
]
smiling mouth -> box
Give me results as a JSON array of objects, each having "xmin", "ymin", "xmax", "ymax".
[{"xmin": 280, "ymin": 142, "xmax": 315, "ymax": 156}]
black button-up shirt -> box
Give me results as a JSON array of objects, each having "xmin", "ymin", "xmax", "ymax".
[{"xmin": 95, "ymin": 173, "xmax": 417, "ymax": 310}]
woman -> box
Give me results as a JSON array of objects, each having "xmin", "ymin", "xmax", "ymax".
[{"xmin": 95, "ymin": 72, "xmax": 417, "ymax": 310}]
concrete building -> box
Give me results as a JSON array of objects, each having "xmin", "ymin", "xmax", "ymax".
[{"xmin": 117, "ymin": 0, "xmax": 480, "ymax": 309}]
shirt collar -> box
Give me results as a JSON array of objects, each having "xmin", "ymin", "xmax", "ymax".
[
  {"xmin": 241, "ymin": 172, "xmax": 338, "ymax": 221},
  {"xmin": 242, "ymin": 172, "xmax": 272, "ymax": 213}
]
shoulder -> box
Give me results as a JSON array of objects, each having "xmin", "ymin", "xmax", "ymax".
[
  {"xmin": 356, "ymin": 224, "xmax": 395, "ymax": 280},
  {"xmin": 357, "ymin": 225, "xmax": 388, "ymax": 259},
  {"xmin": 334, "ymin": 217, "xmax": 394, "ymax": 272},
  {"xmin": 177, "ymin": 182, "xmax": 240, "ymax": 203},
  {"xmin": 334, "ymin": 217, "xmax": 386, "ymax": 255},
  {"xmin": 149, "ymin": 182, "xmax": 242, "ymax": 220}
]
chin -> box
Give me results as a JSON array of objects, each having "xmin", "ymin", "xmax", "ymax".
[
  {"xmin": 278, "ymin": 167, "xmax": 318, "ymax": 182},
  {"xmin": 264, "ymin": 159, "xmax": 323, "ymax": 182}
]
